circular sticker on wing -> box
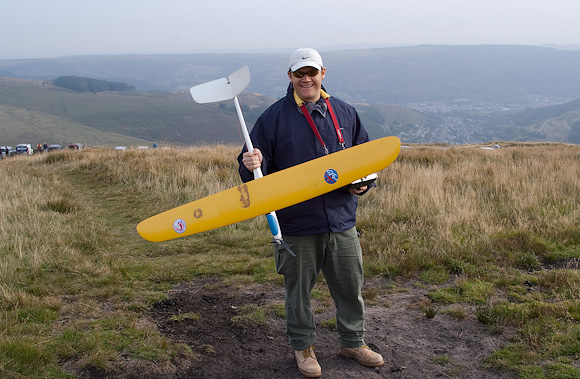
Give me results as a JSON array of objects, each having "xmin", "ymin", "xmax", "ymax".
[
  {"xmin": 324, "ymin": 169, "xmax": 339, "ymax": 184},
  {"xmin": 173, "ymin": 218, "xmax": 186, "ymax": 234}
]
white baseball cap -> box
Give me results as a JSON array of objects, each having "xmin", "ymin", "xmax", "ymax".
[{"xmin": 289, "ymin": 48, "xmax": 323, "ymax": 72}]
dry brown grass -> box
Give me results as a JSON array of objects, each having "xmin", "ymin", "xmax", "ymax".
[
  {"xmin": 1, "ymin": 142, "xmax": 579, "ymax": 377},
  {"xmin": 357, "ymin": 143, "xmax": 580, "ymax": 277}
]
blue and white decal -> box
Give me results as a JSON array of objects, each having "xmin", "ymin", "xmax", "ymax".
[
  {"xmin": 173, "ymin": 218, "xmax": 186, "ymax": 234},
  {"xmin": 324, "ymin": 169, "xmax": 339, "ymax": 185}
]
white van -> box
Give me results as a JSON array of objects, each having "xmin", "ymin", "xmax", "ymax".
[{"xmin": 15, "ymin": 144, "xmax": 34, "ymax": 155}]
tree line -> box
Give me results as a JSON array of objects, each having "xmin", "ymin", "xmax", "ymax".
[{"xmin": 53, "ymin": 76, "xmax": 135, "ymax": 93}]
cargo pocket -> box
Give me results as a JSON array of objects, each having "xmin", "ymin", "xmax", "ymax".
[
  {"xmin": 335, "ymin": 227, "xmax": 362, "ymax": 258},
  {"xmin": 274, "ymin": 242, "xmax": 294, "ymax": 275}
]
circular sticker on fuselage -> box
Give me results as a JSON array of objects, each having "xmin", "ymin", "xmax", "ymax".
[
  {"xmin": 173, "ymin": 218, "xmax": 186, "ymax": 234},
  {"xmin": 324, "ymin": 169, "xmax": 339, "ymax": 184}
]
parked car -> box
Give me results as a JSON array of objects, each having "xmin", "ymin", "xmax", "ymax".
[
  {"xmin": 1, "ymin": 146, "xmax": 15, "ymax": 158},
  {"xmin": 15, "ymin": 144, "xmax": 34, "ymax": 155},
  {"xmin": 68, "ymin": 143, "xmax": 84, "ymax": 150},
  {"xmin": 47, "ymin": 144, "xmax": 63, "ymax": 152},
  {"xmin": 114, "ymin": 146, "xmax": 127, "ymax": 151}
]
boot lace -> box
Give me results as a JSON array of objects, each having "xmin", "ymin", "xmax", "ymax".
[{"xmin": 302, "ymin": 346, "xmax": 316, "ymax": 359}]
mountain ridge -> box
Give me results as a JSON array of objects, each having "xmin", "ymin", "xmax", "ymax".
[
  {"xmin": 1, "ymin": 45, "xmax": 580, "ymax": 146},
  {"xmin": 2, "ymin": 45, "xmax": 579, "ymax": 106}
]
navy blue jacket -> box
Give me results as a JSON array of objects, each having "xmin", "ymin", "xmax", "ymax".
[{"xmin": 237, "ymin": 84, "xmax": 371, "ymax": 236}]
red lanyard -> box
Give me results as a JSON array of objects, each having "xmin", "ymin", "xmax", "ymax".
[{"xmin": 300, "ymin": 98, "xmax": 345, "ymax": 155}]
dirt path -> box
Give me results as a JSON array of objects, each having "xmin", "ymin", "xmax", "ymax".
[{"xmin": 95, "ymin": 277, "xmax": 517, "ymax": 379}]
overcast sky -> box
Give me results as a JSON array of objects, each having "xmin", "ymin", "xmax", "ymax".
[{"xmin": 2, "ymin": 0, "xmax": 580, "ymax": 59}]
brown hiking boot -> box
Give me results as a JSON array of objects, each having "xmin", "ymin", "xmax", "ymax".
[
  {"xmin": 339, "ymin": 344, "xmax": 384, "ymax": 367},
  {"xmin": 295, "ymin": 346, "xmax": 321, "ymax": 378}
]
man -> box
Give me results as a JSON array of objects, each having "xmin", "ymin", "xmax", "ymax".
[{"xmin": 238, "ymin": 48, "xmax": 383, "ymax": 378}]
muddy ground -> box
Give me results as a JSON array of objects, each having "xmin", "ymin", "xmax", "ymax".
[{"xmin": 83, "ymin": 277, "xmax": 517, "ymax": 379}]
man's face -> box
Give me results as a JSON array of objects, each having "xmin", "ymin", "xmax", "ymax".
[{"xmin": 288, "ymin": 66, "xmax": 326, "ymax": 103}]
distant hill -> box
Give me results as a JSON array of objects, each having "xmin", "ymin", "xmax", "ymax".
[
  {"xmin": 0, "ymin": 78, "xmax": 431, "ymax": 146},
  {"xmin": 490, "ymin": 98, "xmax": 580, "ymax": 142},
  {"xmin": 1, "ymin": 78, "xmax": 578, "ymax": 146},
  {"xmin": 3, "ymin": 43, "xmax": 580, "ymax": 145},
  {"xmin": 0, "ymin": 79, "xmax": 244, "ymax": 147},
  {"xmin": 1, "ymin": 45, "xmax": 580, "ymax": 106}
]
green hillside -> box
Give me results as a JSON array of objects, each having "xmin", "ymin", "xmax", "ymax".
[
  {"xmin": 0, "ymin": 79, "xmax": 430, "ymax": 146},
  {"xmin": 0, "ymin": 79, "xmax": 254, "ymax": 147},
  {"xmin": 3, "ymin": 75, "xmax": 577, "ymax": 146},
  {"xmin": 355, "ymin": 103, "xmax": 429, "ymax": 140},
  {"xmin": 489, "ymin": 98, "xmax": 580, "ymax": 142}
]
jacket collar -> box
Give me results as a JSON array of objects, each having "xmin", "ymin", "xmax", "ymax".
[{"xmin": 288, "ymin": 83, "xmax": 330, "ymax": 107}]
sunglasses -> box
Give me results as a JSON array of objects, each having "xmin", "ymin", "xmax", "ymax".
[{"xmin": 291, "ymin": 68, "xmax": 320, "ymax": 78}]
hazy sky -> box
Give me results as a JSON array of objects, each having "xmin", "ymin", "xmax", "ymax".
[{"xmin": 2, "ymin": 0, "xmax": 579, "ymax": 59}]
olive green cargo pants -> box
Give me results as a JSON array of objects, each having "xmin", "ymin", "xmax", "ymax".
[{"xmin": 274, "ymin": 227, "xmax": 366, "ymax": 350}]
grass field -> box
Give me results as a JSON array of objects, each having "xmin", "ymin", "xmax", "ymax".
[{"xmin": 1, "ymin": 143, "xmax": 579, "ymax": 378}]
